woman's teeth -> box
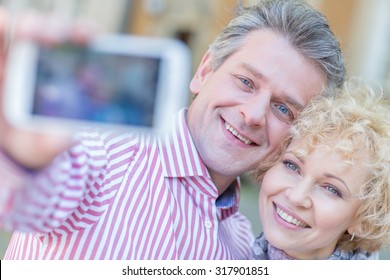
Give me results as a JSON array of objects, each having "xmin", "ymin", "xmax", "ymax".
[{"xmin": 276, "ymin": 207, "xmax": 309, "ymax": 228}]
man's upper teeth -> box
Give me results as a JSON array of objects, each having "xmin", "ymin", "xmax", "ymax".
[
  {"xmin": 276, "ymin": 207, "xmax": 308, "ymax": 228},
  {"xmin": 225, "ymin": 123, "xmax": 252, "ymax": 145}
]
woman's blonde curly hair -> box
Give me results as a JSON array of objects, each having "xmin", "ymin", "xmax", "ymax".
[{"xmin": 255, "ymin": 78, "xmax": 390, "ymax": 253}]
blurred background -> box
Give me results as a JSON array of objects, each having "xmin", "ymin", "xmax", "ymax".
[{"xmin": 0, "ymin": 0, "xmax": 390, "ymax": 259}]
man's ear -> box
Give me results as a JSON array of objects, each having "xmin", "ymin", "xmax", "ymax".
[{"xmin": 189, "ymin": 50, "xmax": 213, "ymax": 95}]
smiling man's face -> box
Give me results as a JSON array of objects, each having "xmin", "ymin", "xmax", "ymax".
[{"xmin": 187, "ymin": 29, "xmax": 326, "ymax": 192}]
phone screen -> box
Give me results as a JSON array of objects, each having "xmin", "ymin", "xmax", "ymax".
[{"xmin": 32, "ymin": 45, "xmax": 161, "ymax": 127}]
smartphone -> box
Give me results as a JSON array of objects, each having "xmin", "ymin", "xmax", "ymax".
[{"xmin": 3, "ymin": 34, "xmax": 191, "ymax": 135}]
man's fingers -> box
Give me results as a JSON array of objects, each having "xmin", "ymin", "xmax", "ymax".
[
  {"xmin": 0, "ymin": 6, "xmax": 95, "ymax": 48},
  {"xmin": 2, "ymin": 128, "xmax": 72, "ymax": 170}
]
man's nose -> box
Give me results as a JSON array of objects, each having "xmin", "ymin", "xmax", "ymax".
[{"xmin": 240, "ymin": 92, "xmax": 270, "ymax": 127}]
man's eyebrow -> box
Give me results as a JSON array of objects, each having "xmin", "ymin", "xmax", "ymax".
[
  {"xmin": 239, "ymin": 62, "xmax": 266, "ymax": 81},
  {"xmin": 239, "ymin": 62, "xmax": 305, "ymax": 112},
  {"xmin": 285, "ymin": 96, "xmax": 305, "ymax": 112}
]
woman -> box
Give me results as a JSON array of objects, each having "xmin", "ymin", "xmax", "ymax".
[{"xmin": 254, "ymin": 79, "xmax": 390, "ymax": 259}]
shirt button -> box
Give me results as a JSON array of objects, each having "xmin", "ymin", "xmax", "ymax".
[{"xmin": 205, "ymin": 219, "xmax": 212, "ymax": 229}]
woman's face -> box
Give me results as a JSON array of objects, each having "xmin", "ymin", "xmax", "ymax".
[{"xmin": 259, "ymin": 139, "xmax": 366, "ymax": 259}]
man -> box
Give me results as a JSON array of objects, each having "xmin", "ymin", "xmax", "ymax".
[{"xmin": 0, "ymin": 0, "xmax": 344, "ymax": 259}]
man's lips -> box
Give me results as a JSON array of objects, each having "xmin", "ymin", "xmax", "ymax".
[{"xmin": 224, "ymin": 121, "xmax": 254, "ymax": 145}]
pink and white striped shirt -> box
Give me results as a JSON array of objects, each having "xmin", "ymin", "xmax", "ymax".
[{"xmin": 2, "ymin": 109, "xmax": 254, "ymax": 259}]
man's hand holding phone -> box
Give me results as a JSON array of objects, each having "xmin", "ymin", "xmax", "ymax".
[
  {"xmin": 0, "ymin": 7, "xmax": 190, "ymax": 170},
  {"xmin": 0, "ymin": 7, "xmax": 93, "ymax": 170}
]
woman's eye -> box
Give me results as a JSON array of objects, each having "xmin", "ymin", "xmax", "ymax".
[
  {"xmin": 324, "ymin": 184, "xmax": 342, "ymax": 198},
  {"xmin": 283, "ymin": 160, "xmax": 298, "ymax": 172}
]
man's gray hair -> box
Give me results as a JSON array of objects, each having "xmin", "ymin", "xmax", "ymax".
[{"xmin": 209, "ymin": 0, "xmax": 345, "ymax": 95}]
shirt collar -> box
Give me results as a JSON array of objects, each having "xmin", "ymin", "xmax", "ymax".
[
  {"xmin": 216, "ymin": 180, "xmax": 238, "ymax": 209},
  {"xmin": 157, "ymin": 108, "xmax": 240, "ymax": 211},
  {"xmin": 158, "ymin": 108, "xmax": 209, "ymax": 178}
]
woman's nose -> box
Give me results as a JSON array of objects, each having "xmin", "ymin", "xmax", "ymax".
[{"xmin": 285, "ymin": 180, "xmax": 313, "ymax": 209}]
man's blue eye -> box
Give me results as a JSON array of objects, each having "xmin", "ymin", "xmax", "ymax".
[
  {"xmin": 278, "ymin": 105, "xmax": 289, "ymax": 115},
  {"xmin": 240, "ymin": 78, "xmax": 251, "ymax": 87},
  {"xmin": 272, "ymin": 103, "xmax": 295, "ymax": 124}
]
